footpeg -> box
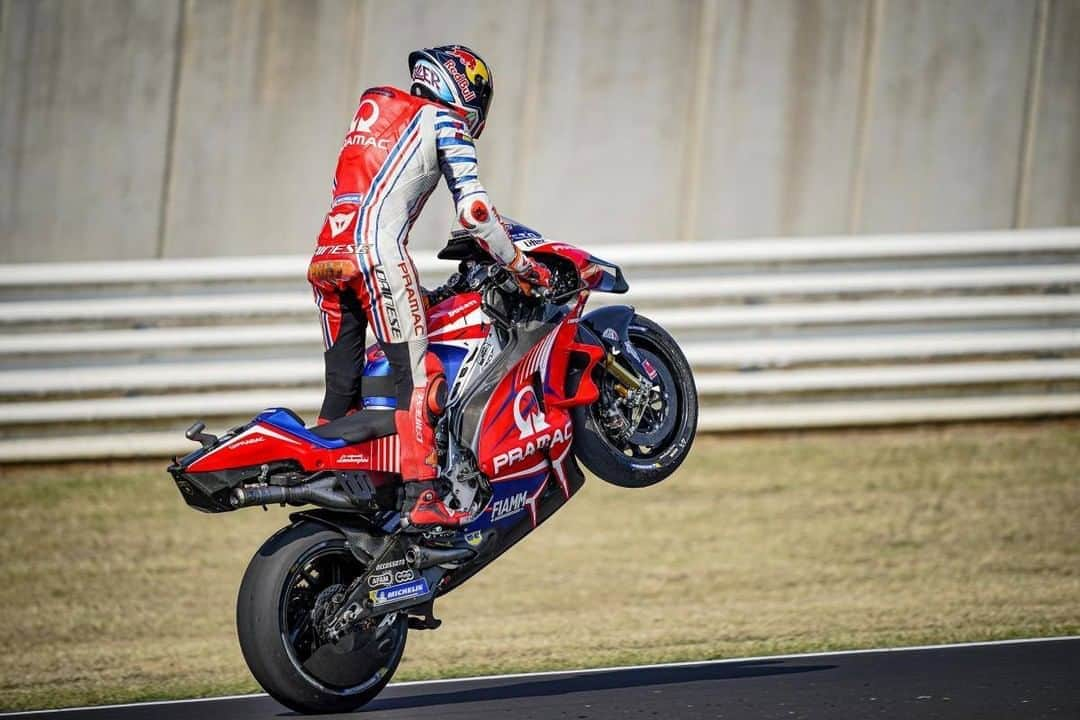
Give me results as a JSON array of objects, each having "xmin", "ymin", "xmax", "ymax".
[
  {"xmin": 407, "ymin": 615, "xmax": 442, "ymax": 630},
  {"xmin": 407, "ymin": 600, "xmax": 442, "ymax": 630}
]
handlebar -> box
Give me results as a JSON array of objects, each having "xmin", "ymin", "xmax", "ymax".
[
  {"xmin": 462, "ymin": 260, "xmax": 552, "ymax": 299},
  {"xmin": 488, "ymin": 264, "xmax": 523, "ymax": 295}
]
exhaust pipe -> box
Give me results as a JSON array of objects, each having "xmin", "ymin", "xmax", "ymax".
[
  {"xmin": 404, "ymin": 545, "xmax": 476, "ymax": 569},
  {"xmin": 230, "ymin": 478, "xmax": 356, "ymax": 510}
]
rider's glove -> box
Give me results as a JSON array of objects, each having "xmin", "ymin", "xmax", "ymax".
[{"xmin": 507, "ymin": 251, "xmax": 552, "ymax": 296}]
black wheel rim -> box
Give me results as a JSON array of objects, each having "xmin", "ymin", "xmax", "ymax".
[{"xmin": 279, "ymin": 540, "xmax": 406, "ymax": 695}]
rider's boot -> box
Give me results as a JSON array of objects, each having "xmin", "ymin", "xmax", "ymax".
[
  {"xmin": 402, "ymin": 479, "xmax": 468, "ymax": 530},
  {"xmin": 396, "ymin": 373, "xmax": 467, "ymax": 531}
]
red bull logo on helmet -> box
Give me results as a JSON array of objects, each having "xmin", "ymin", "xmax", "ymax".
[
  {"xmin": 447, "ymin": 47, "xmax": 490, "ymax": 86},
  {"xmin": 440, "ymin": 47, "xmax": 489, "ymax": 104},
  {"xmin": 442, "ymin": 58, "xmax": 477, "ymax": 103}
]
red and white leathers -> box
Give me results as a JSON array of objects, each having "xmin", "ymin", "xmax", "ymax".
[{"xmin": 307, "ymin": 86, "xmax": 531, "ymax": 510}]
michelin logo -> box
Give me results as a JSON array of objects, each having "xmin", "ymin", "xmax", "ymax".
[{"xmin": 370, "ymin": 577, "xmax": 429, "ymax": 607}]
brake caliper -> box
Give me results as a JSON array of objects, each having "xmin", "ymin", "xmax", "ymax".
[{"xmin": 599, "ymin": 352, "xmax": 652, "ymax": 443}]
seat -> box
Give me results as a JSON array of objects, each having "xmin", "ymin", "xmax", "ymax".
[{"xmin": 309, "ymin": 408, "xmax": 397, "ymax": 444}]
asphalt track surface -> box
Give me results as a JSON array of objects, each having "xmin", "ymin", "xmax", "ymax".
[{"xmin": 5, "ymin": 638, "xmax": 1077, "ymax": 719}]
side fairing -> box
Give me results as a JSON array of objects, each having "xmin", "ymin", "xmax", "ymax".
[
  {"xmin": 474, "ymin": 324, "xmax": 573, "ymax": 479},
  {"xmin": 472, "ymin": 306, "xmax": 603, "ymax": 480}
]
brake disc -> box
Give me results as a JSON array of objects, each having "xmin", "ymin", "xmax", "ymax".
[{"xmin": 625, "ymin": 346, "xmax": 677, "ymax": 448}]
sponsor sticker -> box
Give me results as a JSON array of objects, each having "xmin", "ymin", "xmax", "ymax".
[
  {"xmin": 367, "ymin": 571, "xmax": 392, "ymax": 588},
  {"xmin": 343, "ymin": 99, "xmax": 389, "ymax": 150},
  {"xmin": 332, "ymin": 193, "xmax": 362, "ymax": 207},
  {"xmin": 641, "ymin": 358, "xmax": 658, "ymax": 379},
  {"xmin": 370, "ymin": 577, "xmax": 429, "ymax": 607},
  {"xmin": 411, "ymin": 62, "xmax": 444, "ymax": 93},
  {"xmin": 492, "ymin": 420, "xmax": 573, "ymax": 475},
  {"xmin": 445, "ymin": 297, "xmax": 481, "ymax": 321},
  {"xmin": 464, "ymin": 530, "xmax": 483, "ymax": 546},
  {"xmin": 394, "ymin": 569, "xmax": 415, "ymax": 583},
  {"xmin": 350, "ymin": 99, "xmax": 380, "ymax": 133},
  {"xmin": 398, "ymin": 260, "xmax": 426, "ymax": 335},
  {"xmin": 513, "ymin": 385, "xmax": 550, "ymax": 439},
  {"xmin": 375, "ymin": 558, "xmax": 406, "ymax": 571},
  {"xmin": 491, "ymin": 490, "xmax": 528, "ymax": 522},
  {"xmin": 441, "ymin": 59, "xmax": 477, "ymax": 102},
  {"xmin": 328, "ymin": 211, "xmax": 355, "ymax": 237},
  {"xmin": 314, "ymin": 243, "xmax": 357, "ymax": 256},
  {"xmin": 344, "ymin": 135, "xmax": 390, "ymax": 150},
  {"xmin": 373, "ymin": 267, "xmax": 402, "ymax": 339}
]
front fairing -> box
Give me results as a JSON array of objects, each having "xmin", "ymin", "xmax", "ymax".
[
  {"xmin": 503, "ymin": 218, "xmax": 629, "ymax": 294},
  {"xmin": 439, "ymin": 217, "xmax": 629, "ymax": 294}
]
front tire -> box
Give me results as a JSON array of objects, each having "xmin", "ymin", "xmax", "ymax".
[
  {"xmin": 236, "ymin": 522, "xmax": 407, "ymax": 714},
  {"xmin": 573, "ymin": 313, "xmax": 697, "ymax": 487}
]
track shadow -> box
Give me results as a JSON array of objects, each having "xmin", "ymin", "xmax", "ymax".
[{"xmin": 281, "ymin": 659, "xmax": 835, "ymax": 716}]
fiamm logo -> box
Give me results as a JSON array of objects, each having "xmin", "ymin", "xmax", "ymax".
[{"xmin": 491, "ymin": 490, "xmax": 528, "ymax": 522}]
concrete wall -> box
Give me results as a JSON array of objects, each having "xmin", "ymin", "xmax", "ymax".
[
  {"xmin": 161, "ymin": 0, "xmax": 368, "ymax": 257},
  {"xmin": 1025, "ymin": 0, "xmax": 1080, "ymax": 227},
  {"xmin": 0, "ymin": 0, "xmax": 180, "ymax": 262},
  {"xmin": 857, "ymin": 0, "xmax": 1038, "ymax": 232},
  {"xmin": 2, "ymin": 0, "xmax": 1078, "ymax": 262},
  {"xmin": 693, "ymin": 0, "xmax": 870, "ymax": 239}
]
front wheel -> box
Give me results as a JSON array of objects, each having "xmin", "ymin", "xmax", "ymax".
[
  {"xmin": 236, "ymin": 522, "xmax": 407, "ymax": 714},
  {"xmin": 572, "ymin": 313, "xmax": 697, "ymax": 487}
]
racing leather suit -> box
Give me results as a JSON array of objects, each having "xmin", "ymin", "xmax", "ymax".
[{"xmin": 308, "ymin": 86, "xmax": 523, "ymax": 484}]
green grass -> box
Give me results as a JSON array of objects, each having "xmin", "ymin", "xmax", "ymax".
[{"xmin": 1, "ymin": 421, "xmax": 1078, "ymax": 711}]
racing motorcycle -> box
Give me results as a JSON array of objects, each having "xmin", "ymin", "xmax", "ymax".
[{"xmin": 167, "ymin": 219, "xmax": 698, "ymax": 714}]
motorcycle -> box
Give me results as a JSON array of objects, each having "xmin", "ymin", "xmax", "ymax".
[{"xmin": 167, "ymin": 218, "xmax": 698, "ymax": 714}]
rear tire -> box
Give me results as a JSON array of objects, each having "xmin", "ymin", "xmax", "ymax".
[
  {"xmin": 236, "ymin": 522, "xmax": 407, "ymax": 714},
  {"xmin": 572, "ymin": 314, "xmax": 697, "ymax": 487}
]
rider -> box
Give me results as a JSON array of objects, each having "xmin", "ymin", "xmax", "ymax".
[{"xmin": 307, "ymin": 45, "xmax": 551, "ymax": 530}]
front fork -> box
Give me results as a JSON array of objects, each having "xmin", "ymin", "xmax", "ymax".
[{"xmin": 600, "ymin": 348, "xmax": 653, "ymax": 443}]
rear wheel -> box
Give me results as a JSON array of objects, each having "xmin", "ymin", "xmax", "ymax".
[
  {"xmin": 572, "ymin": 314, "xmax": 697, "ymax": 487},
  {"xmin": 236, "ymin": 522, "xmax": 407, "ymax": 714}
]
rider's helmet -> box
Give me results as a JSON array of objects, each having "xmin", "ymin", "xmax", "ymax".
[{"xmin": 408, "ymin": 45, "xmax": 494, "ymax": 137}]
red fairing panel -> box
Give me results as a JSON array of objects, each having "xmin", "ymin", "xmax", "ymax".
[
  {"xmin": 186, "ymin": 423, "xmax": 402, "ymax": 475},
  {"xmin": 327, "ymin": 435, "xmax": 401, "ymax": 473},
  {"xmin": 475, "ymin": 305, "xmax": 604, "ymax": 479},
  {"xmin": 527, "ymin": 242, "xmax": 614, "ymax": 292},
  {"xmin": 426, "ymin": 292, "xmax": 487, "ymax": 343}
]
